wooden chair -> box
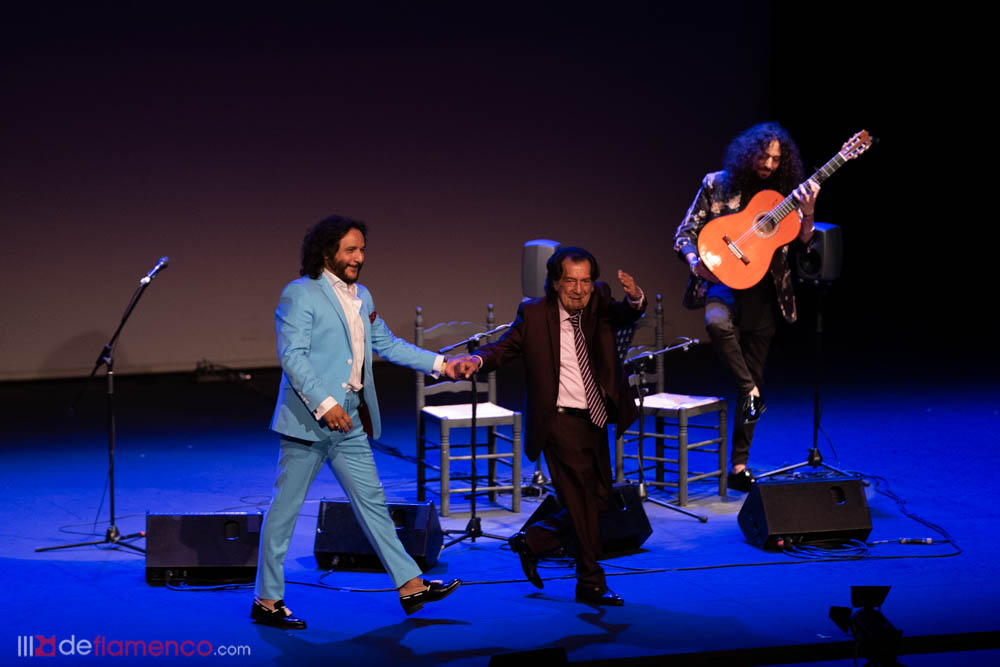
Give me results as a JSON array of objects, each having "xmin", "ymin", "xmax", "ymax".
[
  {"xmin": 614, "ymin": 294, "xmax": 728, "ymax": 506},
  {"xmin": 415, "ymin": 305, "xmax": 522, "ymax": 517}
]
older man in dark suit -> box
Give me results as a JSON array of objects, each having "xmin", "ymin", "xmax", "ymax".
[{"xmin": 453, "ymin": 246, "xmax": 644, "ymax": 605}]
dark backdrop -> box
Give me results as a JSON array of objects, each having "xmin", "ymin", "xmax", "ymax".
[{"xmin": 2, "ymin": 3, "xmax": 957, "ymax": 381}]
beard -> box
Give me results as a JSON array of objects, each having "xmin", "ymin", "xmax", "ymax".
[{"xmin": 332, "ymin": 258, "xmax": 363, "ymax": 284}]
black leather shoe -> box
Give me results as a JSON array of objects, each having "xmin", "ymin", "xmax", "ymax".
[
  {"xmin": 250, "ymin": 599, "xmax": 307, "ymax": 629},
  {"xmin": 739, "ymin": 394, "xmax": 766, "ymax": 425},
  {"xmin": 576, "ymin": 584, "xmax": 625, "ymax": 606},
  {"xmin": 399, "ymin": 579, "xmax": 462, "ymax": 616},
  {"xmin": 727, "ymin": 468, "xmax": 755, "ymax": 493},
  {"xmin": 508, "ymin": 531, "xmax": 543, "ymax": 589}
]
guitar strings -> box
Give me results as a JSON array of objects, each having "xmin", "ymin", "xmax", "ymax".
[{"xmin": 727, "ymin": 154, "xmax": 846, "ymax": 251}]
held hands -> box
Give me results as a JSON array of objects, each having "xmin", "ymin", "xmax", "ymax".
[
  {"xmin": 444, "ymin": 355, "xmax": 481, "ymax": 380},
  {"xmin": 617, "ymin": 270, "xmax": 643, "ymax": 302},
  {"xmin": 322, "ymin": 404, "xmax": 353, "ymax": 433},
  {"xmin": 792, "ymin": 178, "xmax": 821, "ymax": 216}
]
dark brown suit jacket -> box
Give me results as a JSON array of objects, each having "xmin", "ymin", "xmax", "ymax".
[{"xmin": 475, "ymin": 282, "xmax": 644, "ymax": 464}]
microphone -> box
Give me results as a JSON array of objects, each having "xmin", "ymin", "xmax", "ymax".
[{"xmin": 140, "ymin": 257, "xmax": 169, "ymax": 285}]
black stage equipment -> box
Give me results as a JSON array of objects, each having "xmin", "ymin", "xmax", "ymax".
[
  {"xmin": 737, "ymin": 477, "xmax": 872, "ymax": 550},
  {"xmin": 795, "ymin": 222, "xmax": 843, "ymax": 283},
  {"xmin": 314, "ymin": 500, "xmax": 443, "ymax": 571},
  {"xmin": 145, "ymin": 511, "xmax": 261, "ymax": 585},
  {"xmin": 521, "ymin": 238, "xmax": 559, "ymax": 299},
  {"xmin": 37, "ymin": 256, "xmax": 170, "ymax": 555},
  {"xmin": 520, "ymin": 482, "xmax": 652, "ymax": 555}
]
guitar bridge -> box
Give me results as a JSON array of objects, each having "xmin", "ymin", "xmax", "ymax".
[{"xmin": 722, "ymin": 235, "xmax": 751, "ymax": 265}]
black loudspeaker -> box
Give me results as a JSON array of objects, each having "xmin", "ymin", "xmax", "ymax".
[
  {"xmin": 314, "ymin": 500, "xmax": 443, "ymax": 571},
  {"xmin": 737, "ymin": 477, "xmax": 872, "ymax": 550},
  {"xmin": 145, "ymin": 512, "xmax": 262, "ymax": 585},
  {"xmin": 521, "ymin": 239, "xmax": 559, "ymax": 298},
  {"xmin": 520, "ymin": 483, "xmax": 652, "ymax": 556},
  {"xmin": 795, "ymin": 222, "xmax": 843, "ymax": 282}
]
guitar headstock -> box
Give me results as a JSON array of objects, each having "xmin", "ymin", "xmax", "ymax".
[{"xmin": 840, "ymin": 130, "xmax": 873, "ymax": 160}]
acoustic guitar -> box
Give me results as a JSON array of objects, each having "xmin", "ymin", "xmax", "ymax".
[{"xmin": 697, "ymin": 130, "xmax": 873, "ymax": 289}]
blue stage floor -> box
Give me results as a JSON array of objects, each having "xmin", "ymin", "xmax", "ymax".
[{"xmin": 2, "ymin": 344, "xmax": 998, "ymax": 665}]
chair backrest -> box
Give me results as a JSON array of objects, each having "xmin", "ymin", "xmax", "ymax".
[
  {"xmin": 618, "ymin": 293, "xmax": 665, "ymax": 395},
  {"xmin": 414, "ymin": 304, "xmax": 501, "ymax": 414}
]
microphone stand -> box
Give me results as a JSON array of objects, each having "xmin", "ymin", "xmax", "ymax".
[
  {"xmin": 438, "ymin": 324, "xmax": 510, "ymax": 548},
  {"xmin": 623, "ymin": 339, "xmax": 708, "ymax": 522},
  {"xmin": 36, "ymin": 267, "xmax": 165, "ymax": 554}
]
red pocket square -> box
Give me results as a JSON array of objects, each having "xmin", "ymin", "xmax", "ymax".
[{"xmin": 369, "ymin": 310, "xmax": 377, "ymax": 324}]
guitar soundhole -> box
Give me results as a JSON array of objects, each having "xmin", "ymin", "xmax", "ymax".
[{"xmin": 753, "ymin": 212, "xmax": 777, "ymax": 238}]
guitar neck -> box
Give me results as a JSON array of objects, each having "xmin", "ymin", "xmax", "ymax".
[{"xmin": 768, "ymin": 151, "xmax": 848, "ymax": 222}]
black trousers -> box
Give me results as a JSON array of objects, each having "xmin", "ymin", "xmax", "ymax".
[
  {"xmin": 525, "ymin": 411, "xmax": 611, "ymax": 588},
  {"xmin": 704, "ymin": 279, "xmax": 777, "ymax": 467}
]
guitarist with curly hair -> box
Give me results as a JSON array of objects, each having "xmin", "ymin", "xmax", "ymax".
[{"xmin": 673, "ymin": 122, "xmax": 820, "ymax": 493}]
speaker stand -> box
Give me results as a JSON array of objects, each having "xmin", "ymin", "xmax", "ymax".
[{"xmin": 757, "ymin": 281, "xmax": 852, "ymax": 482}]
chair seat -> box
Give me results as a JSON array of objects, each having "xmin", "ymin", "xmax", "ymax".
[
  {"xmin": 635, "ymin": 392, "xmax": 724, "ymax": 411},
  {"xmin": 421, "ymin": 402, "xmax": 518, "ymax": 421}
]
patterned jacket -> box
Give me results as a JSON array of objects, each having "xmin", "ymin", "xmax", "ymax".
[{"xmin": 673, "ymin": 170, "xmax": 801, "ymax": 323}]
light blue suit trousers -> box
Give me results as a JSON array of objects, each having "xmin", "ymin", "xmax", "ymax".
[{"xmin": 255, "ymin": 391, "xmax": 423, "ymax": 599}]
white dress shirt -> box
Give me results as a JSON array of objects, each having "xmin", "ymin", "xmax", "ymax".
[{"xmin": 312, "ymin": 268, "xmax": 444, "ymax": 420}]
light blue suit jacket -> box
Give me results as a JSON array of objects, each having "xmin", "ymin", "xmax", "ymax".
[{"xmin": 269, "ymin": 275, "xmax": 437, "ymax": 441}]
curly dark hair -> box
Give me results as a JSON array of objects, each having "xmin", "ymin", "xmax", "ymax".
[
  {"xmin": 721, "ymin": 121, "xmax": 804, "ymax": 197},
  {"xmin": 299, "ymin": 215, "xmax": 368, "ymax": 279},
  {"xmin": 544, "ymin": 245, "xmax": 600, "ymax": 297}
]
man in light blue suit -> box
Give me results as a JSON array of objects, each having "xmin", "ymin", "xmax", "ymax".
[{"xmin": 252, "ymin": 215, "xmax": 462, "ymax": 629}]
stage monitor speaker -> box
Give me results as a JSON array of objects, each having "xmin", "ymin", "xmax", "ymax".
[
  {"xmin": 795, "ymin": 222, "xmax": 842, "ymax": 282},
  {"xmin": 314, "ymin": 499, "xmax": 443, "ymax": 571},
  {"xmin": 145, "ymin": 511, "xmax": 262, "ymax": 585},
  {"xmin": 520, "ymin": 482, "xmax": 652, "ymax": 555},
  {"xmin": 737, "ymin": 477, "xmax": 871, "ymax": 550},
  {"xmin": 521, "ymin": 239, "xmax": 560, "ymax": 299}
]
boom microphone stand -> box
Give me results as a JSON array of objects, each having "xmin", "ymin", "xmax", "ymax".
[
  {"xmin": 623, "ymin": 339, "xmax": 708, "ymax": 522},
  {"xmin": 37, "ymin": 257, "xmax": 169, "ymax": 554},
  {"xmin": 438, "ymin": 324, "xmax": 510, "ymax": 548}
]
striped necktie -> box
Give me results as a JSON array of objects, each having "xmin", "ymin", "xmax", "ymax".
[{"xmin": 570, "ymin": 311, "xmax": 608, "ymax": 429}]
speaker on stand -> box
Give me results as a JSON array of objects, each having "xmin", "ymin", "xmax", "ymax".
[
  {"xmin": 521, "ymin": 239, "xmax": 560, "ymax": 496},
  {"xmin": 795, "ymin": 222, "xmax": 843, "ymax": 283},
  {"xmin": 759, "ymin": 222, "xmax": 851, "ymax": 481}
]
